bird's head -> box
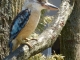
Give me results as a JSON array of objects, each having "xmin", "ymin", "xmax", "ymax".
[
  {"xmin": 23, "ymin": 0, "xmax": 59, "ymax": 11},
  {"xmin": 32, "ymin": 0, "xmax": 58, "ymax": 11},
  {"xmin": 37, "ymin": 0, "xmax": 59, "ymax": 10}
]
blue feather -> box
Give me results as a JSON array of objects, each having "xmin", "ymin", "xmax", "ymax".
[
  {"xmin": 8, "ymin": 41, "xmax": 13, "ymax": 53},
  {"xmin": 9, "ymin": 9, "xmax": 31, "ymax": 40},
  {"xmin": 8, "ymin": 9, "xmax": 31, "ymax": 51}
]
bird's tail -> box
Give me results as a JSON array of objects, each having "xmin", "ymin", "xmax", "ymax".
[{"xmin": 8, "ymin": 40, "xmax": 13, "ymax": 54}]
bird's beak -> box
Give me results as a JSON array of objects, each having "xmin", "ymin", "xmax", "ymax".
[{"xmin": 43, "ymin": 2, "xmax": 59, "ymax": 10}]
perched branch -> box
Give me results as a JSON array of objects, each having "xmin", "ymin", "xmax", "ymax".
[{"xmin": 4, "ymin": 0, "xmax": 75, "ymax": 60}]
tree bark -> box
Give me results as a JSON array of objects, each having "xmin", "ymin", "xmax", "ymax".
[
  {"xmin": 0, "ymin": 0, "xmax": 24, "ymax": 60},
  {"xmin": 61, "ymin": 0, "xmax": 80, "ymax": 60},
  {"xmin": 3, "ymin": 0, "xmax": 75, "ymax": 60}
]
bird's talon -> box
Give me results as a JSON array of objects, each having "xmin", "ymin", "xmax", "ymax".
[
  {"xmin": 25, "ymin": 42, "xmax": 33, "ymax": 49},
  {"xmin": 25, "ymin": 38, "xmax": 37, "ymax": 41},
  {"xmin": 26, "ymin": 38, "xmax": 30, "ymax": 41},
  {"xmin": 31, "ymin": 39, "xmax": 37, "ymax": 41}
]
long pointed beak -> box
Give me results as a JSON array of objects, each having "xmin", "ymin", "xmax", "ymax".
[{"xmin": 43, "ymin": 2, "xmax": 59, "ymax": 10}]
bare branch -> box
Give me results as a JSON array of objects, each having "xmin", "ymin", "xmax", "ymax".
[{"xmin": 3, "ymin": 0, "xmax": 75, "ymax": 60}]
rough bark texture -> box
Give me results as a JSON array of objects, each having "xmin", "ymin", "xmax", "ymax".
[
  {"xmin": 61, "ymin": 0, "xmax": 80, "ymax": 60},
  {"xmin": 0, "ymin": 0, "xmax": 24, "ymax": 60},
  {"xmin": 3, "ymin": 0, "xmax": 75, "ymax": 60}
]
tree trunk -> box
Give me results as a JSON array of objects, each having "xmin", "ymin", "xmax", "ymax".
[
  {"xmin": 0, "ymin": 0, "xmax": 24, "ymax": 60},
  {"xmin": 61, "ymin": 0, "xmax": 80, "ymax": 60}
]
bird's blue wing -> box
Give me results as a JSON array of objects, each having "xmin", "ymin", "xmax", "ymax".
[{"xmin": 9, "ymin": 9, "xmax": 31, "ymax": 41}]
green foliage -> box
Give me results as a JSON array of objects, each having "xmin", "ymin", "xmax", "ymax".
[
  {"xmin": 36, "ymin": 10, "xmax": 54, "ymax": 33},
  {"xmin": 28, "ymin": 53, "xmax": 65, "ymax": 60}
]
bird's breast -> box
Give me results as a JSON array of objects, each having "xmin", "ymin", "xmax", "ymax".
[{"xmin": 16, "ymin": 11, "xmax": 41, "ymax": 40}]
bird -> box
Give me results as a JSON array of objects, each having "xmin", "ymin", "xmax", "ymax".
[{"xmin": 8, "ymin": 0, "xmax": 59, "ymax": 53}]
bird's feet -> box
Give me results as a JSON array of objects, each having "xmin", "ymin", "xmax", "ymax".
[
  {"xmin": 21, "ymin": 40, "xmax": 32, "ymax": 48},
  {"xmin": 22, "ymin": 38, "xmax": 37, "ymax": 49},
  {"xmin": 25, "ymin": 38, "xmax": 37, "ymax": 41}
]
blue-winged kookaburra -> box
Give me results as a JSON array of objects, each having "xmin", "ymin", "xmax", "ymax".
[{"xmin": 8, "ymin": 0, "xmax": 58, "ymax": 53}]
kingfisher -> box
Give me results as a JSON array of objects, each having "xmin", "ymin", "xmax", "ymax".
[{"xmin": 8, "ymin": 0, "xmax": 58, "ymax": 53}]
